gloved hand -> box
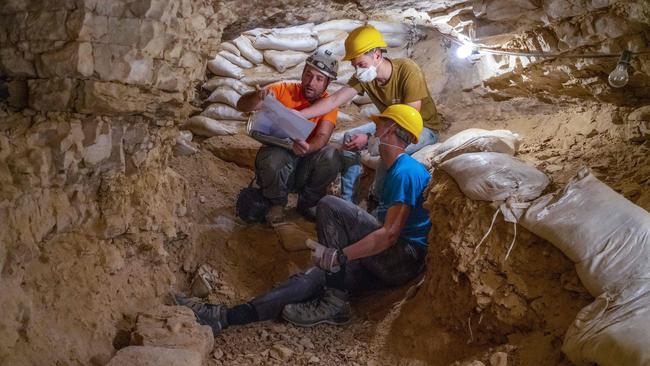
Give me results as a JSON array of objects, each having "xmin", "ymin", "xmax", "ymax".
[{"xmin": 305, "ymin": 239, "xmax": 340, "ymax": 272}]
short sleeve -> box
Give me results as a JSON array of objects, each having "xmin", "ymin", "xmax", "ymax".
[
  {"xmin": 400, "ymin": 61, "xmax": 429, "ymax": 104},
  {"xmin": 320, "ymin": 106, "xmax": 338, "ymax": 126},
  {"xmin": 347, "ymin": 75, "xmax": 364, "ymax": 94}
]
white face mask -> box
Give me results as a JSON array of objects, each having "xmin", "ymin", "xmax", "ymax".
[
  {"xmin": 367, "ymin": 128, "xmax": 390, "ymax": 156},
  {"xmin": 355, "ymin": 58, "xmax": 381, "ymax": 83}
]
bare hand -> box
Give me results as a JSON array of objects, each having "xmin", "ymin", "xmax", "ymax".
[
  {"xmin": 292, "ymin": 139, "xmax": 310, "ymax": 156},
  {"xmin": 343, "ymin": 133, "xmax": 369, "ymax": 151},
  {"xmin": 255, "ymin": 85, "xmax": 273, "ymax": 101}
]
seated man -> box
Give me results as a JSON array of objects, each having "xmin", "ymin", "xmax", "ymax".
[
  {"xmin": 175, "ymin": 105, "xmax": 431, "ymax": 333},
  {"xmin": 237, "ymin": 50, "xmax": 341, "ymax": 223},
  {"xmin": 299, "ymin": 26, "xmax": 441, "ymax": 204}
]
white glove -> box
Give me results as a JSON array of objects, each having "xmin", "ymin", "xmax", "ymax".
[{"xmin": 305, "ymin": 239, "xmax": 340, "ymax": 273}]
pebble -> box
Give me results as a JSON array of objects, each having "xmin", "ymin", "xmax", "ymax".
[
  {"xmin": 308, "ymin": 355, "xmax": 320, "ymax": 363},
  {"xmin": 199, "ymin": 195, "xmax": 207, "ymax": 203},
  {"xmin": 489, "ymin": 352, "xmax": 508, "ymax": 366},
  {"xmin": 270, "ymin": 344, "xmax": 293, "ymax": 361}
]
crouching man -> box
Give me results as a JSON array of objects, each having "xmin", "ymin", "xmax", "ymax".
[
  {"xmin": 175, "ymin": 105, "xmax": 431, "ymax": 333},
  {"xmin": 237, "ymin": 50, "xmax": 341, "ymax": 223}
]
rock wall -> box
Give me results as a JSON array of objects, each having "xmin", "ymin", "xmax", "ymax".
[{"xmin": 0, "ymin": 0, "xmax": 221, "ymax": 116}]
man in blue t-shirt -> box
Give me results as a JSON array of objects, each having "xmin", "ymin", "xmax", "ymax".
[{"xmin": 175, "ymin": 105, "xmax": 431, "ymax": 333}]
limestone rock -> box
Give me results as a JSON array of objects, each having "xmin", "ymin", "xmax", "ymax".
[
  {"xmin": 28, "ymin": 78, "xmax": 77, "ymax": 112},
  {"xmin": 489, "ymin": 352, "xmax": 508, "ymax": 366},
  {"xmin": 36, "ymin": 42, "xmax": 94, "ymax": 78},
  {"xmin": 106, "ymin": 346, "xmax": 202, "ymax": 366},
  {"xmin": 203, "ymin": 134, "xmax": 262, "ymax": 169},
  {"xmin": 130, "ymin": 305, "xmax": 214, "ymax": 358}
]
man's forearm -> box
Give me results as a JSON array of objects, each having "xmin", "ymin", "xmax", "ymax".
[
  {"xmin": 342, "ymin": 227, "xmax": 396, "ymax": 261},
  {"xmin": 300, "ymin": 98, "xmax": 337, "ymax": 120}
]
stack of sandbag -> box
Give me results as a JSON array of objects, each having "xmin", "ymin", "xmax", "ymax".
[
  {"xmin": 201, "ymin": 19, "xmax": 421, "ymax": 134},
  {"xmin": 519, "ymin": 168, "xmax": 650, "ymax": 365},
  {"xmin": 412, "ymin": 128, "xmax": 522, "ymax": 169}
]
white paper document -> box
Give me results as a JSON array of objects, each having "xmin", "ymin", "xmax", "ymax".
[{"xmin": 248, "ymin": 96, "xmax": 315, "ymax": 141}]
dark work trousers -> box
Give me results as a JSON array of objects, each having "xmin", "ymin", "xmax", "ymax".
[
  {"xmin": 254, "ymin": 145, "xmax": 341, "ymax": 209},
  {"xmin": 250, "ymin": 195, "xmax": 427, "ymax": 321}
]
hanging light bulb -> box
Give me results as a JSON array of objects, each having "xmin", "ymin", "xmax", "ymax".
[
  {"xmin": 456, "ymin": 43, "xmax": 475, "ymax": 59},
  {"xmin": 608, "ymin": 50, "xmax": 632, "ymax": 88}
]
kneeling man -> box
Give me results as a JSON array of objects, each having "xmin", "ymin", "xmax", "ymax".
[{"xmin": 237, "ymin": 50, "xmax": 341, "ymax": 223}]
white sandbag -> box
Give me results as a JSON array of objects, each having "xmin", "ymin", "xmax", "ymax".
[
  {"xmin": 202, "ymin": 77, "xmax": 254, "ymax": 94},
  {"xmin": 207, "ymin": 55, "xmax": 244, "ymax": 79},
  {"xmin": 241, "ymin": 63, "xmax": 303, "ymax": 87},
  {"xmin": 383, "ymin": 32, "xmax": 410, "ymax": 48},
  {"xmin": 386, "ymin": 46, "xmax": 410, "ymax": 59},
  {"xmin": 522, "ymin": 168, "xmax": 650, "ymax": 297},
  {"xmin": 367, "ymin": 20, "xmax": 411, "ymax": 34},
  {"xmin": 183, "ymin": 115, "xmax": 241, "ymax": 137},
  {"xmin": 218, "ymin": 41, "xmax": 240, "ymax": 56},
  {"xmin": 233, "ymin": 35, "xmax": 264, "ymax": 64},
  {"xmin": 206, "ymin": 86, "xmax": 241, "ymax": 108},
  {"xmin": 173, "ymin": 138, "xmax": 198, "ymax": 156},
  {"xmin": 317, "ymin": 29, "xmax": 347, "ymax": 45},
  {"xmin": 218, "ymin": 50, "xmax": 253, "ymax": 69},
  {"xmin": 412, "ymin": 142, "xmax": 442, "ymax": 167},
  {"xmin": 360, "ymin": 104, "xmax": 380, "ymax": 118},
  {"xmin": 563, "ymin": 279, "xmax": 650, "ymax": 366},
  {"xmin": 353, "ymin": 93, "xmax": 372, "ymax": 105},
  {"xmin": 317, "ymin": 38, "xmax": 346, "ymax": 57},
  {"xmin": 432, "ymin": 135, "xmax": 519, "ymax": 166},
  {"xmin": 337, "ymin": 112, "xmax": 354, "ymax": 124},
  {"xmin": 179, "ymin": 130, "xmax": 193, "ymax": 142},
  {"xmin": 244, "ymin": 23, "xmax": 315, "ymax": 37},
  {"xmin": 200, "ymin": 103, "xmax": 248, "ymax": 121},
  {"xmin": 264, "ymin": 50, "xmax": 309, "ymax": 73},
  {"xmin": 435, "ymin": 128, "xmax": 521, "ymax": 157},
  {"xmin": 252, "ymin": 33, "xmax": 318, "ymax": 52},
  {"xmin": 314, "ymin": 19, "xmax": 364, "ymax": 33},
  {"xmin": 440, "ymin": 152, "xmax": 549, "ymax": 203}
]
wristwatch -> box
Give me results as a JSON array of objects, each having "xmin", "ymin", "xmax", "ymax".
[{"xmin": 336, "ymin": 250, "xmax": 348, "ymax": 266}]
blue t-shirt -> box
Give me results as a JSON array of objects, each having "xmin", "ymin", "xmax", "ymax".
[{"xmin": 376, "ymin": 154, "xmax": 432, "ymax": 247}]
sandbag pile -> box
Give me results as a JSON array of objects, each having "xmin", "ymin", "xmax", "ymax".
[
  {"xmin": 521, "ymin": 168, "xmax": 650, "ymax": 366},
  {"xmin": 185, "ymin": 19, "xmax": 421, "ymax": 139}
]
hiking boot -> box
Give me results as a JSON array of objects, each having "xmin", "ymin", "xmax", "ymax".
[
  {"xmin": 266, "ymin": 205, "xmax": 285, "ymax": 225},
  {"xmin": 173, "ymin": 293, "xmax": 228, "ymax": 336},
  {"xmin": 281, "ymin": 288, "xmax": 351, "ymax": 327}
]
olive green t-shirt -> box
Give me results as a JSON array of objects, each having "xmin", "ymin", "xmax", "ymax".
[{"xmin": 348, "ymin": 58, "xmax": 441, "ymax": 132}]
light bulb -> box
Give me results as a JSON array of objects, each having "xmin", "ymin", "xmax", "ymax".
[
  {"xmin": 608, "ymin": 50, "xmax": 632, "ymax": 88},
  {"xmin": 456, "ymin": 43, "xmax": 474, "ymax": 59}
]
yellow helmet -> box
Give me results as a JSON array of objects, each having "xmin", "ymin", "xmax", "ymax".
[
  {"xmin": 371, "ymin": 104, "xmax": 423, "ymax": 143},
  {"xmin": 343, "ymin": 26, "xmax": 388, "ymax": 61}
]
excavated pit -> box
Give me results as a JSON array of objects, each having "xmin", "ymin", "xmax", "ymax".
[{"xmin": 1, "ymin": 1, "xmax": 649, "ymax": 365}]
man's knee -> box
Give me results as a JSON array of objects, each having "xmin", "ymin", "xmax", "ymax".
[
  {"xmin": 313, "ymin": 145, "xmax": 341, "ymax": 172},
  {"xmin": 256, "ymin": 147, "xmax": 294, "ymax": 173}
]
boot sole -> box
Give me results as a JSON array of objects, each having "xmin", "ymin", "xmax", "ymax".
[{"xmin": 282, "ymin": 314, "xmax": 351, "ymax": 327}]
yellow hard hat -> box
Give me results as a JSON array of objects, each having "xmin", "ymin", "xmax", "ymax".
[
  {"xmin": 343, "ymin": 26, "xmax": 388, "ymax": 61},
  {"xmin": 371, "ymin": 104, "xmax": 423, "ymax": 143}
]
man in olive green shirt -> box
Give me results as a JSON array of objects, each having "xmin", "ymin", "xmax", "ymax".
[{"xmin": 299, "ymin": 25, "xmax": 440, "ymax": 203}]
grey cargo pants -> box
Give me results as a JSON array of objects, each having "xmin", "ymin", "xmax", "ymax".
[
  {"xmin": 250, "ymin": 195, "xmax": 427, "ymax": 320},
  {"xmin": 255, "ymin": 145, "xmax": 341, "ymax": 208}
]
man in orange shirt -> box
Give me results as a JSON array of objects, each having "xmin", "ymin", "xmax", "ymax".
[{"xmin": 237, "ymin": 50, "xmax": 340, "ymax": 223}]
